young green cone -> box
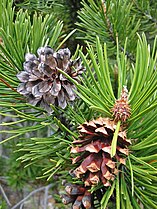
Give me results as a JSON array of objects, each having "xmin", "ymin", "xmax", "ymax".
[{"xmin": 112, "ymin": 86, "xmax": 131, "ymax": 122}]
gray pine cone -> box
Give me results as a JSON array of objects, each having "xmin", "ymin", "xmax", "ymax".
[{"xmin": 17, "ymin": 46, "xmax": 84, "ymax": 112}]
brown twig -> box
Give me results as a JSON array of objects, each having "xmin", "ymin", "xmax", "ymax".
[{"xmin": 0, "ymin": 78, "xmax": 17, "ymax": 92}]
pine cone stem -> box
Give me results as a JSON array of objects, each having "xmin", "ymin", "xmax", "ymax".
[{"xmin": 111, "ymin": 120, "xmax": 121, "ymax": 157}]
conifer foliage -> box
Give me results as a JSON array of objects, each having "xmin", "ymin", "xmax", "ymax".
[{"xmin": 0, "ymin": 0, "xmax": 157, "ymax": 208}]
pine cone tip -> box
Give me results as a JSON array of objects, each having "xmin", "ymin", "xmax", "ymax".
[{"xmin": 112, "ymin": 86, "xmax": 131, "ymax": 122}]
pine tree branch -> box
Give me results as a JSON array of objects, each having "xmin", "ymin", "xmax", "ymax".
[
  {"xmin": 44, "ymin": 184, "xmax": 52, "ymax": 209},
  {"xmin": 133, "ymin": 0, "xmax": 157, "ymax": 24}
]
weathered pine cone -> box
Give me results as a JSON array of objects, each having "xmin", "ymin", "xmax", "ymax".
[
  {"xmin": 17, "ymin": 47, "xmax": 84, "ymax": 112},
  {"xmin": 112, "ymin": 86, "xmax": 131, "ymax": 122},
  {"xmin": 71, "ymin": 117, "xmax": 131, "ymax": 187},
  {"xmin": 62, "ymin": 183, "xmax": 94, "ymax": 209}
]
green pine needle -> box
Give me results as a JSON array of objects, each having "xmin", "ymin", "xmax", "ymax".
[{"xmin": 111, "ymin": 120, "xmax": 121, "ymax": 157}]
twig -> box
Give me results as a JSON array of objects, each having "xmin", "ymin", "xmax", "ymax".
[
  {"xmin": 11, "ymin": 184, "xmax": 52, "ymax": 209},
  {"xmin": 0, "ymin": 78, "xmax": 17, "ymax": 93},
  {"xmin": 0, "ymin": 184, "xmax": 12, "ymax": 207},
  {"xmin": 19, "ymin": 203, "xmax": 24, "ymax": 209},
  {"xmin": 44, "ymin": 184, "xmax": 53, "ymax": 209}
]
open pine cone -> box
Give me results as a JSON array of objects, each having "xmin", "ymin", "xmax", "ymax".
[
  {"xmin": 17, "ymin": 46, "xmax": 84, "ymax": 112},
  {"xmin": 62, "ymin": 183, "xmax": 94, "ymax": 209},
  {"xmin": 71, "ymin": 117, "xmax": 131, "ymax": 187}
]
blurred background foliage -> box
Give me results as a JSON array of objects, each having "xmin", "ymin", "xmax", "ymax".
[{"xmin": 0, "ymin": 0, "xmax": 157, "ymax": 208}]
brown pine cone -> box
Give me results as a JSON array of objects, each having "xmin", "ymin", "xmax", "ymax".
[
  {"xmin": 71, "ymin": 117, "xmax": 131, "ymax": 187},
  {"xmin": 62, "ymin": 183, "xmax": 94, "ymax": 209},
  {"xmin": 17, "ymin": 46, "xmax": 85, "ymax": 112}
]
